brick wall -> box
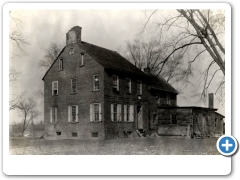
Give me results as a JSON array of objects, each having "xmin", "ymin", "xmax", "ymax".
[{"xmin": 44, "ymin": 43, "xmax": 105, "ymax": 139}]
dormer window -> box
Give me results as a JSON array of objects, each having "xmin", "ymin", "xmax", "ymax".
[
  {"xmin": 69, "ymin": 48, "xmax": 74, "ymax": 55},
  {"xmin": 59, "ymin": 58, "xmax": 63, "ymax": 71},
  {"xmin": 113, "ymin": 75, "xmax": 119, "ymax": 91},
  {"xmin": 79, "ymin": 53, "xmax": 84, "ymax": 66}
]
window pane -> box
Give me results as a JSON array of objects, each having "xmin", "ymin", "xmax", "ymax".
[
  {"xmin": 113, "ymin": 104, "xmax": 117, "ymax": 121},
  {"xmin": 72, "ymin": 106, "xmax": 76, "ymax": 122},
  {"xmin": 94, "ymin": 104, "xmax": 99, "ymax": 121},
  {"xmin": 94, "ymin": 75, "xmax": 100, "ymax": 90},
  {"xmin": 72, "ymin": 79, "xmax": 76, "ymax": 92},
  {"xmin": 127, "ymin": 105, "xmax": 130, "ymax": 121},
  {"xmin": 113, "ymin": 76, "xmax": 117, "ymax": 86}
]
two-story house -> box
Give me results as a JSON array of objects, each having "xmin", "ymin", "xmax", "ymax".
[
  {"xmin": 42, "ymin": 26, "xmax": 178, "ymax": 139},
  {"xmin": 43, "ymin": 26, "xmax": 224, "ymax": 139}
]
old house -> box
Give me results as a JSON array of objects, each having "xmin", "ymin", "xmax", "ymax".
[
  {"xmin": 42, "ymin": 26, "xmax": 224, "ymax": 139},
  {"xmin": 157, "ymin": 94, "xmax": 225, "ymax": 138}
]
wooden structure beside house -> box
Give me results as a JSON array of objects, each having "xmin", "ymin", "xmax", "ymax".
[{"xmin": 42, "ymin": 26, "xmax": 224, "ymax": 139}]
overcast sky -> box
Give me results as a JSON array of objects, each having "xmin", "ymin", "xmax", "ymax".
[{"xmin": 9, "ymin": 9, "xmax": 225, "ymax": 124}]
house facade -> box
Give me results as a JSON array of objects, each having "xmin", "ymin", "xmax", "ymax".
[{"xmin": 42, "ymin": 26, "xmax": 224, "ymax": 139}]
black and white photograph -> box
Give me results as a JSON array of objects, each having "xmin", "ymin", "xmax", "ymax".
[
  {"xmin": 3, "ymin": 2, "xmax": 234, "ymax": 176},
  {"xmin": 8, "ymin": 7, "xmax": 226, "ymax": 155}
]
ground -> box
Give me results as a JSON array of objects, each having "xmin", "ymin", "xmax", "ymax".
[{"xmin": 9, "ymin": 136, "xmax": 220, "ymax": 155}]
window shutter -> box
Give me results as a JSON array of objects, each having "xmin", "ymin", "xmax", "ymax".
[
  {"xmin": 124, "ymin": 105, "xmax": 127, "ymax": 121},
  {"xmin": 140, "ymin": 83, "xmax": 142, "ymax": 95},
  {"xmin": 129, "ymin": 79, "xmax": 132, "ymax": 93},
  {"xmin": 52, "ymin": 82, "xmax": 54, "ymax": 95},
  {"xmin": 76, "ymin": 105, "xmax": 79, "ymax": 122},
  {"xmin": 117, "ymin": 77, "xmax": 119, "ymax": 91},
  {"xmin": 90, "ymin": 104, "xmax": 93, "ymax": 122},
  {"xmin": 117, "ymin": 104, "xmax": 122, "ymax": 121},
  {"xmin": 130, "ymin": 105, "xmax": 134, "ymax": 122},
  {"xmin": 111, "ymin": 104, "xmax": 114, "ymax": 121},
  {"xmin": 56, "ymin": 81, "xmax": 58, "ymax": 95},
  {"xmin": 50, "ymin": 107, "xmax": 52, "ymax": 123},
  {"xmin": 55, "ymin": 107, "xmax": 58, "ymax": 123},
  {"xmin": 99, "ymin": 103, "xmax": 102, "ymax": 121},
  {"xmin": 68, "ymin": 106, "xmax": 71, "ymax": 122}
]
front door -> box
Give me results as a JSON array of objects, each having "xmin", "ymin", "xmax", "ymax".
[{"xmin": 137, "ymin": 105, "xmax": 143, "ymax": 129}]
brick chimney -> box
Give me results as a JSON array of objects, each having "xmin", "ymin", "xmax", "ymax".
[
  {"xmin": 208, "ymin": 93, "xmax": 214, "ymax": 108},
  {"xmin": 66, "ymin": 26, "xmax": 82, "ymax": 45}
]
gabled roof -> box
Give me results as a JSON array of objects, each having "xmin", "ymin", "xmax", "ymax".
[
  {"xmin": 79, "ymin": 41, "xmax": 144, "ymax": 75},
  {"xmin": 42, "ymin": 41, "xmax": 178, "ymax": 94}
]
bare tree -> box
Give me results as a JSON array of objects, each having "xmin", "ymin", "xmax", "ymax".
[
  {"xmin": 9, "ymin": 11, "xmax": 29, "ymax": 57},
  {"xmin": 39, "ymin": 43, "xmax": 63, "ymax": 70},
  {"xmin": 9, "ymin": 11, "xmax": 29, "ymax": 110},
  {"xmin": 143, "ymin": 9, "xmax": 225, "ymax": 101},
  {"xmin": 15, "ymin": 97, "xmax": 39, "ymax": 136},
  {"xmin": 124, "ymin": 39, "xmax": 183, "ymax": 84}
]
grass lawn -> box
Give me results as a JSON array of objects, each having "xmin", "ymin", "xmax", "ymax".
[{"xmin": 9, "ymin": 136, "xmax": 220, "ymax": 155}]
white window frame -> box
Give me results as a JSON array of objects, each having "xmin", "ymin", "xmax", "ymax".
[
  {"xmin": 124, "ymin": 104, "xmax": 134, "ymax": 122},
  {"xmin": 50, "ymin": 107, "xmax": 58, "ymax": 124},
  {"xmin": 111, "ymin": 104, "xmax": 122, "ymax": 122},
  {"xmin": 112, "ymin": 75, "xmax": 119, "ymax": 91},
  {"xmin": 79, "ymin": 53, "xmax": 84, "ymax": 66},
  {"xmin": 93, "ymin": 75, "xmax": 100, "ymax": 91},
  {"xmin": 126, "ymin": 78, "xmax": 131, "ymax": 93},
  {"xmin": 71, "ymin": 78, "xmax": 77, "ymax": 93},
  {"xmin": 68, "ymin": 105, "xmax": 78, "ymax": 123},
  {"xmin": 90, "ymin": 103, "xmax": 102, "ymax": 122},
  {"xmin": 52, "ymin": 81, "xmax": 58, "ymax": 96},
  {"xmin": 59, "ymin": 58, "xmax": 63, "ymax": 71},
  {"xmin": 137, "ymin": 81, "xmax": 142, "ymax": 95}
]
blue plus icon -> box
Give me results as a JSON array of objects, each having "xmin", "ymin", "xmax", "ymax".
[{"xmin": 217, "ymin": 135, "xmax": 238, "ymax": 156}]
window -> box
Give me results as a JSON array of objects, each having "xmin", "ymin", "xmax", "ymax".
[
  {"xmin": 171, "ymin": 114, "xmax": 177, "ymax": 124},
  {"xmin": 68, "ymin": 105, "xmax": 78, "ymax": 123},
  {"xmin": 93, "ymin": 75, "xmax": 100, "ymax": 91},
  {"xmin": 59, "ymin": 58, "xmax": 63, "ymax": 71},
  {"xmin": 71, "ymin": 78, "xmax": 77, "ymax": 93},
  {"xmin": 126, "ymin": 78, "xmax": 131, "ymax": 93},
  {"xmin": 113, "ymin": 75, "xmax": 119, "ymax": 91},
  {"xmin": 92, "ymin": 132, "xmax": 98, "ymax": 137},
  {"xmin": 215, "ymin": 118, "xmax": 218, "ymax": 127},
  {"xmin": 156, "ymin": 97, "xmax": 161, "ymax": 105},
  {"xmin": 69, "ymin": 48, "xmax": 74, "ymax": 55},
  {"xmin": 90, "ymin": 103, "xmax": 102, "ymax": 122},
  {"xmin": 52, "ymin": 81, "xmax": 58, "ymax": 95},
  {"xmin": 166, "ymin": 95, "xmax": 170, "ymax": 105},
  {"xmin": 124, "ymin": 105, "xmax": 134, "ymax": 122},
  {"xmin": 72, "ymin": 132, "xmax": 78, "ymax": 137},
  {"xmin": 111, "ymin": 104, "xmax": 122, "ymax": 122},
  {"xmin": 207, "ymin": 115, "xmax": 211, "ymax": 126},
  {"xmin": 137, "ymin": 81, "xmax": 142, "ymax": 95},
  {"xmin": 50, "ymin": 107, "xmax": 58, "ymax": 124},
  {"xmin": 79, "ymin": 53, "xmax": 84, "ymax": 66},
  {"xmin": 153, "ymin": 114, "xmax": 158, "ymax": 124}
]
